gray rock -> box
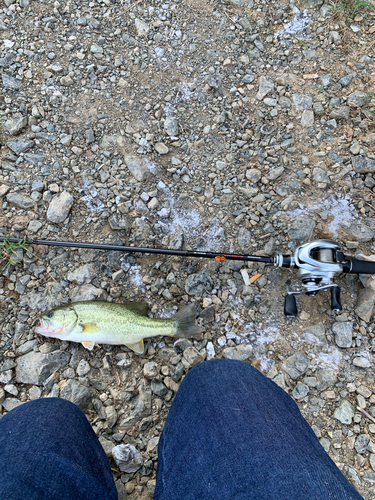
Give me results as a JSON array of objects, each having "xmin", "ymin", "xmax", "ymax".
[
  {"xmin": 76, "ymin": 360, "xmax": 91, "ymax": 377},
  {"xmin": 267, "ymin": 167, "xmax": 284, "ymax": 180},
  {"xmin": 320, "ymin": 73, "xmax": 335, "ymax": 88},
  {"xmin": 2, "ymin": 73, "xmax": 21, "ymax": 90},
  {"xmin": 223, "ymin": 345, "xmax": 253, "ymax": 361},
  {"xmin": 332, "ymin": 322, "xmax": 353, "ymax": 348},
  {"xmin": 183, "ymin": 346, "xmax": 205, "ymax": 366},
  {"xmin": 143, "ymin": 362, "xmax": 159, "ymax": 380},
  {"xmin": 342, "ymin": 222, "xmax": 374, "ymax": 243},
  {"xmin": 67, "ymin": 264, "xmax": 97, "ymax": 284},
  {"xmin": 329, "ymin": 106, "xmax": 350, "ymax": 120},
  {"xmin": 245, "ymin": 168, "xmax": 262, "ymax": 183},
  {"xmin": 7, "ymin": 139, "xmax": 35, "ymax": 154},
  {"xmin": 302, "ymin": 322, "xmax": 326, "ymax": 344},
  {"xmin": 60, "ymin": 379, "xmax": 95, "ymax": 412},
  {"xmin": 135, "ymin": 18, "xmax": 149, "ymax": 36},
  {"xmin": 339, "ymin": 74, "xmax": 354, "ymax": 87},
  {"xmin": 118, "ymin": 388, "xmax": 152, "ymax": 431},
  {"xmin": 99, "ymin": 436, "xmax": 115, "ymax": 457},
  {"xmin": 315, "ymin": 368, "xmax": 337, "ymax": 391},
  {"xmin": 69, "ymin": 284, "xmax": 107, "ymax": 302},
  {"xmin": 355, "ymin": 434, "xmax": 370, "ymax": 454},
  {"xmin": 4, "ymin": 116, "xmax": 27, "ymax": 135},
  {"xmin": 363, "ymin": 472, "xmax": 375, "ymax": 483},
  {"xmin": 301, "ymin": 110, "xmax": 314, "ymax": 127},
  {"xmin": 185, "ymin": 270, "xmax": 213, "ymax": 296},
  {"xmin": 105, "ymin": 406, "xmax": 118, "ymax": 428},
  {"xmin": 28, "ymin": 220, "xmax": 43, "ymax": 233},
  {"xmin": 334, "ymin": 400, "xmax": 354, "ymax": 424},
  {"xmin": 238, "ymin": 227, "xmax": 251, "ymax": 250},
  {"xmin": 108, "ymin": 214, "xmax": 129, "ymax": 230},
  {"xmin": 282, "ymin": 352, "xmax": 309, "ymax": 380},
  {"xmin": 16, "ymin": 351, "xmax": 70, "ymax": 385},
  {"xmin": 154, "ymin": 143, "xmax": 169, "ymax": 154},
  {"xmin": 113, "ymin": 444, "xmax": 143, "ymax": 473},
  {"xmin": 292, "ymin": 382, "xmax": 309, "ymax": 399},
  {"xmin": 347, "ymin": 91, "xmax": 367, "ymax": 107},
  {"xmin": 353, "ymin": 357, "xmax": 371, "ymax": 368},
  {"xmin": 164, "ymin": 117, "xmax": 179, "ymax": 136},
  {"xmin": 24, "ymin": 153, "xmax": 45, "ymax": 166},
  {"xmin": 355, "ymin": 289, "xmax": 375, "ymax": 322},
  {"xmin": 0, "ymin": 184, "xmax": 10, "ymax": 198},
  {"xmin": 86, "ymin": 129, "xmax": 95, "ymax": 144},
  {"xmin": 60, "ymin": 75, "xmax": 74, "ymax": 86},
  {"xmin": 47, "ymin": 191, "xmax": 73, "ymax": 223},
  {"xmin": 124, "ymin": 155, "xmax": 151, "ymax": 181},
  {"xmin": 313, "ymin": 102, "xmax": 325, "ymax": 116},
  {"xmin": 6, "ymin": 192, "xmax": 34, "ymax": 209},
  {"xmin": 288, "ymin": 216, "xmax": 315, "ymax": 242},
  {"xmin": 313, "ymin": 167, "xmax": 330, "ymax": 184},
  {"xmin": 293, "ymin": 94, "xmax": 312, "ymax": 110},
  {"xmin": 256, "ymin": 76, "xmax": 274, "ymax": 100},
  {"xmin": 303, "ymin": 0, "xmax": 323, "ymax": 7},
  {"xmin": 351, "ymin": 155, "xmax": 375, "ymax": 174},
  {"xmin": 151, "ymin": 381, "xmax": 168, "ymax": 397}
]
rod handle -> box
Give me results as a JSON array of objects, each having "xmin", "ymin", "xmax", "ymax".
[{"xmin": 284, "ymin": 294, "xmax": 297, "ymax": 317}]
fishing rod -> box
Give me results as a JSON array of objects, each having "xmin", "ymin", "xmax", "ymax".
[{"xmin": 2, "ymin": 237, "xmax": 375, "ymax": 317}]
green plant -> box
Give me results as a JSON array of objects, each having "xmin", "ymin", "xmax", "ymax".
[
  {"xmin": 331, "ymin": 0, "xmax": 375, "ymax": 22},
  {"xmin": 317, "ymin": 84, "xmax": 324, "ymax": 92},
  {"xmin": 292, "ymin": 35, "xmax": 309, "ymax": 48},
  {"xmin": 0, "ymin": 237, "xmax": 30, "ymax": 268}
]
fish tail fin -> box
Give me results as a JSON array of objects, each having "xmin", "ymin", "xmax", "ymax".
[{"xmin": 172, "ymin": 303, "xmax": 204, "ymax": 339}]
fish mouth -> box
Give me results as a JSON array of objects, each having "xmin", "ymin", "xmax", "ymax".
[{"xmin": 34, "ymin": 317, "xmax": 66, "ymax": 337}]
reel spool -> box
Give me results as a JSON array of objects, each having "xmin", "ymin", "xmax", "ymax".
[{"xmin": 281, "ymin": 240, "xmax": 345, "ymax": 317}]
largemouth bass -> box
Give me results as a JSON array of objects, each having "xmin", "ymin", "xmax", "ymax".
[{"xmin": 35, "ymin": 301, "xmax": 203, "ymax": 354}]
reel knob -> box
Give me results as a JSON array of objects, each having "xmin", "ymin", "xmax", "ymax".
[
  {"xmin": 331, "ymin": 286, "xmax": 342, "ymax": 312},
  {"xmin": 284, "ymin": 294, "xmax": 297, "ymax": 317}
]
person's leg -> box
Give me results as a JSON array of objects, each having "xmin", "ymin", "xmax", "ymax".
[
  {"xmin": 0, "ymin": 397, "xmax": 117, "ymax": 500},
  {"xmin": 154, "ymin": 358, "xmax": 363, "ymax": 500}
]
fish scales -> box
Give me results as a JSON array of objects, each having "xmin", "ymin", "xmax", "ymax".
[{"xmin": 35, "ymin": 300, "xmax": 203, "ymax": 354}]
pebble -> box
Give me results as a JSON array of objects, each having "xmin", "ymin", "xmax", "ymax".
[
  {"xmin": 47, "ymin": 191, "xmax": 73, "ymax": 223},
  {"xmin": 288, "ymin": 216, "xmax": 315, "ymax": 242},
  {"xmin": 154, "ymin": 143, "xmax": 169, "ymax": 154},
  {"xmin": 292, "ymin": 382, "xmax": 309, "ymax": 399},
  {"xmin": 281, "ymin": 352, "xmax": 309, "ymax": 380},
  {"xmin": 4, "ymin": 116, "xmax": 27, "ymax": 135},
  {"xmin": 353, "ymin": 357, "xmax": 371, "ymax": 368},
  {"xmin": 334, "ymin": 400, "xmax": 355, "ymax": 424},
  {"xmin": 16, "ymin": 351, "xmax": 70, "ymax": 386},
  {"xmin": 222, "ymin": 345, "xmax": 253, "ymax": 361},
  {"xmin": 332, "ymin": 322, "xmax": 353, "ymax": 348},
  {"xmin": 112, "ymin": 444, "xmax": 143, "ymax": 473}
]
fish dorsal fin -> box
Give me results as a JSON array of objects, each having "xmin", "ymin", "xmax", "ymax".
[
  {"xmin": 82, "ymin": 340, "xmax": 96, "ymax": 350},
  {"xmin": 124, "ymin": 339, "xmax": 145, "ymax": 355},
  {"xmin": 122, "ymin": 302, "xmax": 149, "ymax": 316},
  {"xmin": 81, "ymin": 322, "xmax": 100, "ymax": 334}
]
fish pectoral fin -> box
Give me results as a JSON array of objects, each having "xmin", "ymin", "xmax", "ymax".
[
  {"xmin": 82, "ymin": 340, "xmax": 96, "ymax": 350},
  {"xmin": 124, "ymin": 339, "xmax": 145, "ymax": 355},
  {"xmin": 81, "ymin": 322, "xmax": 100, "ymax": 334}
]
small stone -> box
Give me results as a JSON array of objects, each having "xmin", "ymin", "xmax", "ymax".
[
  {"xmin": 151, "ymin": 381, "xmax": 168, "ymax": 397},
  {"xmin": 143, "ymin": 362, "xmax": 159, "ymax": 380},
  {"xmin": 355, "ymin": 289, "xmax": 375, "ymax": 322},
  {"xmin": 288, "ymin": 216, "xmax": 315, "ymax": 242},
  {"xmin": 16, "ymin": 351, "xmax": 70, "ymax": 386},
  {"xmin": 320, "ymin": 73, "xmax": 335, "ymax": 88},
  {"xmin": 183, "ymin": 346, "xmax": 205, "ymax": 366},
  {"xmin": 223, "ymin": 345, "xmax": 253, "ymax": 361},
  {"xmin": 60, "ymin": 75, "xmax": 74, "ymax": 86},
  {"xmin": 86, "ymin": 129, "xmax": 95, "ymax": 144},
  {"xmin": 353, "ymin": 357, "xmax": 371, "ymax": 368},
  {"xmin": 348, "ymin": 91, "xmax": 367, "ymax": 107},
  {"xmin": 256, "ymin": 76, "xmax": 274, "ymax": 100},
  {"xmin": 7, "ymin": 139, "xmax": 35, "ymax": 154},
  {"xmin": 69, "ymin": 284, "xmax": 107, "ymax": 302},
  {"xmin": 329, "ymin": 106, "xmax": 350, "ymax": 120},
  {"xmin": 154, "ymin": 143, "xmax": 169, "ymax": 154},
  {"xmin": 334, "ymin": 400, "xmax": 354, "ymax": 424},
  {"xmin": 67, "ymin": 264, "xmax": 97, "ymax": 284},
  {"xmin": 47, "ymin": 191, "xmax": 74, "ymax": 223},
  {"xmin": 301, "ymin": 110, "xmax": 314, "ymax": 127},
  {"xmin": 292, "ymin": 382, "xmax": 309, "ymax": 399},
  {"xmin": 60, "ymin": 379, "xmax": 95, "ymax": 412},
  {"xmin": 293, "ymin": 94, "xmax": 313, "ymax": 110},
  {"xmin": 339, "ymin": 74, "xmax": 354, "ymax": 87},
  {"xmin": 185, "ymin": 270, "xmax": 213, "ymax": 296},
  {"xmin": 302, "ymin": 322, "xmax": 326, "ymax": 343},
  {"xmin": 164, "ymin": 117, "xmax": 178, "ymax": 137},
  {"xmin": 124, "ymin": 155, "xmax": 151, "ymax": 181},
  {"xmin": 113, "ymin": 444, "xmax": 143, "ymax": 473},
  {"xmin": 245, "ymin": 168, "xmax": 262, "ymax": 183},
  {"xmin": 2, "ymin": 73, "xmax": 21, "ymax": 90},
  {"xmin": 238, "ymin": 227, "xmax": 251, "ymax": 250},
  {"xmin": 6, "ymin": 192, "xmax": 34, "ymax": 210},
  {"xmin": 27, "ymin": 220, "xmax": 43, "ymax": 233},
  {"xmin": 332, "ymin": 322, "xmax": 353, "ymax": 348},
  {"xmin": 315, "ymin": 368, "xmax": 337, "ymax": 391},
  {"xmin": 0, "ymin": 184, "xmax": 10, "ymax": 198},
  {"xmin": 76, "ymin": 360, "xmax": 91, "ymax": 377},
  {"xmin": 108, "ymin": 214, "xmax": 129, "ymax": 230},
  {"xmin": 90, "ymin": 44, "xmax": 104, "ymax": 54},
  {"xmin": 4, "ymin": 116, "xmax": 27, "ymax": 135},
  {"xmin": 135, "ymin": 18, "xmax": 150, "ymax": 36},
  {"xmin": 355, "ymin": 434, "xmax": 370, "ymax": 454},
  {"xmin": 282, "ymin": 352, "xmax": 309, "ymax": 380}
]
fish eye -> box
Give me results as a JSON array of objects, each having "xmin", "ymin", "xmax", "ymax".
[{"xmin": 46, "ymin": 311, "xmax": 54, "ymax": 318}]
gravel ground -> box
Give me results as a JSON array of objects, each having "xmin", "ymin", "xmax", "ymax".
[{"xmin": 1, "ymin": 0, "xmax": 375, "ymax": 497}]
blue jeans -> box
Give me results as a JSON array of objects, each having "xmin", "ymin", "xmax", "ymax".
[{"xmin": 0, "ymin": 359, "xmax": 363, "ymax": 500}]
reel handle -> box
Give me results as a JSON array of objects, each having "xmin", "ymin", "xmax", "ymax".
[
  {"xmin": 331, "ymin": 286, "xmax": 342, "ymax": 312},
  {"xmin": 343, "ymin": 258, "xmax": 375, "ymax": 275},
  {"xmin": 284, "ymin": 294, "xmax": 297, "ymax": 317}
]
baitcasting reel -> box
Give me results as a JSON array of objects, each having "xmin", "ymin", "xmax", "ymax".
[{"xmin": 274, "ymin": 240, "xmax": 375, "ymax": 317}]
